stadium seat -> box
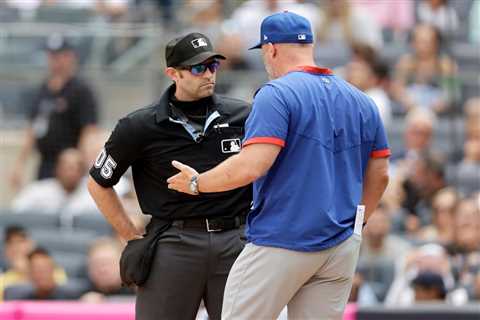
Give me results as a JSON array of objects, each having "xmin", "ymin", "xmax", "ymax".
[
  {"xmin": 0, "ymin": 212, "xmax": 60, "ymax": 230},
  {"xmin": 30, "ymin": 229, "xmax": 97, "ymax": 255},
  {"xmin": 453, "ymin": 43, "xmax": 480, "ymax": 71},
  {"xmin": 72, "ymin": 213, "xmax": 113, "ymax": 235},
  {"xmin": 34, "ymin": 7, "xmax": 94, "ymax": 24},
  {"xmin": 4, "ymin": 282, "xmax": 84, "ymax": 300},
  {"xmin": 432, "ymin": 117, "xmax": 464, "ymax": 156},
  {"xmin": 3, "ymin": 284, "xmax": 35, "ymax": 301},
  {"xmin": 461, "ymin": 81, "xmax": 480, "ymax": 101},
  {"xmin": 51, "ymin": 252, "xmax": 88, "ymax": 279},
  {"xmin": 0, "ymin": 6, "xmax": 20, "ymax": 23}
]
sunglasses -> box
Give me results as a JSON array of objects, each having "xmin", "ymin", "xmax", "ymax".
[{"xmin": 181, "ymin": 60, "xmax": 220, "ymax": 76}]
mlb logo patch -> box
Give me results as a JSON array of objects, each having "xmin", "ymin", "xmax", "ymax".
[
  {"xmin": 221, "ymin": 139, "xmax": 241, "ymax": 153},
  {"xmin": 298, "ymin": 34, "xmax": 306, "ymax": 40},
  {"xmin": 191, "ymin": 38, "xmax": 208, "ymax": 48}
]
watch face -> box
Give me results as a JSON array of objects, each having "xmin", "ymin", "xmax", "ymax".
[{"xmin": 189, "ymin": 176, "xmax": 199, "ymax": 194}]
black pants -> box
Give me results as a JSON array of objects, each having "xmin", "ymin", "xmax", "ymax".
[{"xmin": 136, "ymin": 225, "xmax": 245, "ymax": 320}]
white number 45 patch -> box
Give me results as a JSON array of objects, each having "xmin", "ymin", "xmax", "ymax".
[
  {"xmin": 221, "ymin": 139, "xmax": 241, "ymax": 153},
  {"xmin": 94, "ymin": 148, "xmax": 117, "ymax": 179}
]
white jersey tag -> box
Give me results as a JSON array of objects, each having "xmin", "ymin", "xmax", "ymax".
[{"xmin": 353, "ymin": 205, "xmax": 365, "ymax": 236}]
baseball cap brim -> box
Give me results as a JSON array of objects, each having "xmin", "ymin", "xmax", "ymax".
[
  {"xmin": 46, "ymin": 46, "xmax": 72, "ymax": 53},
  {"xmin": 248, "ymin": 42, "xmax": 262, "ymax": 50},
  {"xmin": 177, "ymin": 51, "xmax": 226, "ymax": 67}
]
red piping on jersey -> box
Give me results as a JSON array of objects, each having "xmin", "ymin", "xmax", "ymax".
[
  {"xmin": 371, "ymin": 149, "xmax": 391, "ymax": 158},
  {"xmin": 294, "ymin": 66, "xmax": 333, "ymax": 75},
  {"xmin": 243, "ymin": 137, "xmax": 286, "ymax": 147}
]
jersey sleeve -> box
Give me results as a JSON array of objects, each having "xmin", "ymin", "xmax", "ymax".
[
  {"xmin": 370, "ymin": 110, "xmax": 391, "ymax": 158},
  {"xmin": 243, "ymin": 85, "xmax": 289, "ymax": 147},
  {"xmin": 89, "ymin": 117, "xmax": 141, "ymax": 187}
]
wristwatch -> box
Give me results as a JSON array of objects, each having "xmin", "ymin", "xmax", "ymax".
[{"xmin": 189, "ymin": 175, "xmax": 200, "ymax": 195}]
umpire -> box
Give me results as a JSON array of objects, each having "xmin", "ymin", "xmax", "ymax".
[{"xmin": 87, "ymin": 32, "xmax": 251, "ymax": 320}]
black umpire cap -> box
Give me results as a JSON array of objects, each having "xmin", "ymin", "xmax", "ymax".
[{"xmin": 165, "ymin": 32, "xmax": 226, "ymax": 68}]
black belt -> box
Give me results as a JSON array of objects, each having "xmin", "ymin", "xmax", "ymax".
[{"xmin": 172, "ymin": 215, "xmax": 246, "ymax": 232}]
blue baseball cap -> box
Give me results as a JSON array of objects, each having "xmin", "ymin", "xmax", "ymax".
[{"xmin": 249, "ymin": 11, "xmax": 313, "ymax": 50}]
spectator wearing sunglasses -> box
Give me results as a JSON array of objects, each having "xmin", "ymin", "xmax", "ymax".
[{"xmin": 87, "ymin": 32, "xmax": 252, "ymax": 320}]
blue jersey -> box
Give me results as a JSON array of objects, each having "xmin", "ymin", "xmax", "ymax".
[{"xmin": 243, "ymin": 66, "xmax": 390, "ymax": 252}]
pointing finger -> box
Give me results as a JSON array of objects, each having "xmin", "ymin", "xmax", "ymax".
[{"xmin": 171, "ymin": 160, "xmax": 187, "ymax": 171}]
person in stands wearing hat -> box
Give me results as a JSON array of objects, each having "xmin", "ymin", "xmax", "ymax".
[
  {"xmin": 87, "ymin": 32, "xmax": 251, "ymax": 320},
  {"xmin": 10, "ymin": 33, "xmax": 99, "ymax": 190},
  {"xmin": 412, "ymin": 271, "xmax": 447, "ymax": 302},
  {"xmin": 168, "ymin": 12, "xmax": 390, "ymax": 319}
]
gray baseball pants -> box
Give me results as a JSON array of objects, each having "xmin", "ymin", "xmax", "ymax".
[{"xmin": 222, "ymin": 233, "xmax": 361, "ymax": 320}]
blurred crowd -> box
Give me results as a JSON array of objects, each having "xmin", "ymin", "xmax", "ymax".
[
  {"xmin": 0, "ymin": 225, "xmax": 138, "ymax": 302},
  {"xmin": 0, "ymin": 0, "xmax": 479, "ymax": 309}
]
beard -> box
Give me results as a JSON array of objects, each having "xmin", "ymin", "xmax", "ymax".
[
  {"xmin": 197, "ymin": 83, "xmax": 215, "ymax": 98},
  {"xmin": 265, "ymin": 63, "xmax": 276, "ymax": 80}
]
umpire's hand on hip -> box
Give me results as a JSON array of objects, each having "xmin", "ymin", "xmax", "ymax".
[{"xmin": 168, "ymin": 160, "xmax": 199, "ymax": 195}]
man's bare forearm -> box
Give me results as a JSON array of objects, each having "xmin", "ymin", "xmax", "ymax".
[
  {"xmin": 198, "ymin": 154, "xmax": 258, "ymax": 192},
  {"xmin": 87, "ymin": 176, "xmax": 141, "ymax": 241},
  {"xmin": 361, "ymin": 158, "xmax": 389, "ymax": 222},
  {"xmin": 198, "ymin": 144, "xmax": 281, "ymax": 193}
]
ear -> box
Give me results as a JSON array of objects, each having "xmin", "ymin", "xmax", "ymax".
[
  {"xmin": 263, "ymin": 43, "xmax": 276, "ymax": 59},
  {"xmin": 269, "ymin": 43, "xmax": 278, "ymax": 59},
  {"xmin": 165, "ymin": 67, "xmax": 179, "ymax": 82}
]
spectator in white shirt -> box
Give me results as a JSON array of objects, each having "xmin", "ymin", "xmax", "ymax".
[
  {"xmin": 11, "ymin": 148, "xmax": 129, "ymax": 217},
  {"xmin": 345, "ymin": 44, "xmax": 392, "ymax": 127},
  {"xmin": 417, "ymin": 0, "xmax": 458, "ymax": 37}
]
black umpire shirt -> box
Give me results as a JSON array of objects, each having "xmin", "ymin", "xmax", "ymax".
[{"xmin": 89, "ymin": 84, "xmax": 252, "ymax": 220}]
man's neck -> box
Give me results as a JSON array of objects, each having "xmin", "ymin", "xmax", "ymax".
[
  {"xmin": 279, "ymin": 60, "xmax": 319, "ymax": 78},
  {"xmin": 170, "ymin": 93, "xmax": 212, "ymax": 120},
  {"xmin": 47, "ymin": 72, "xmax": 74, "ymax": 93},
  {"xmin": 174, "ymin": 92, "xmax": 194, "ymax": 102},
  {"xmin": 174, "ymin": 90, "xmax": 205, "ymax": 102}
]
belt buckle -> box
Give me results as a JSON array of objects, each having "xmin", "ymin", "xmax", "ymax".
[{"xmin": 206, "ymin": 219, "xmax": 222, "ymax": 232}]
